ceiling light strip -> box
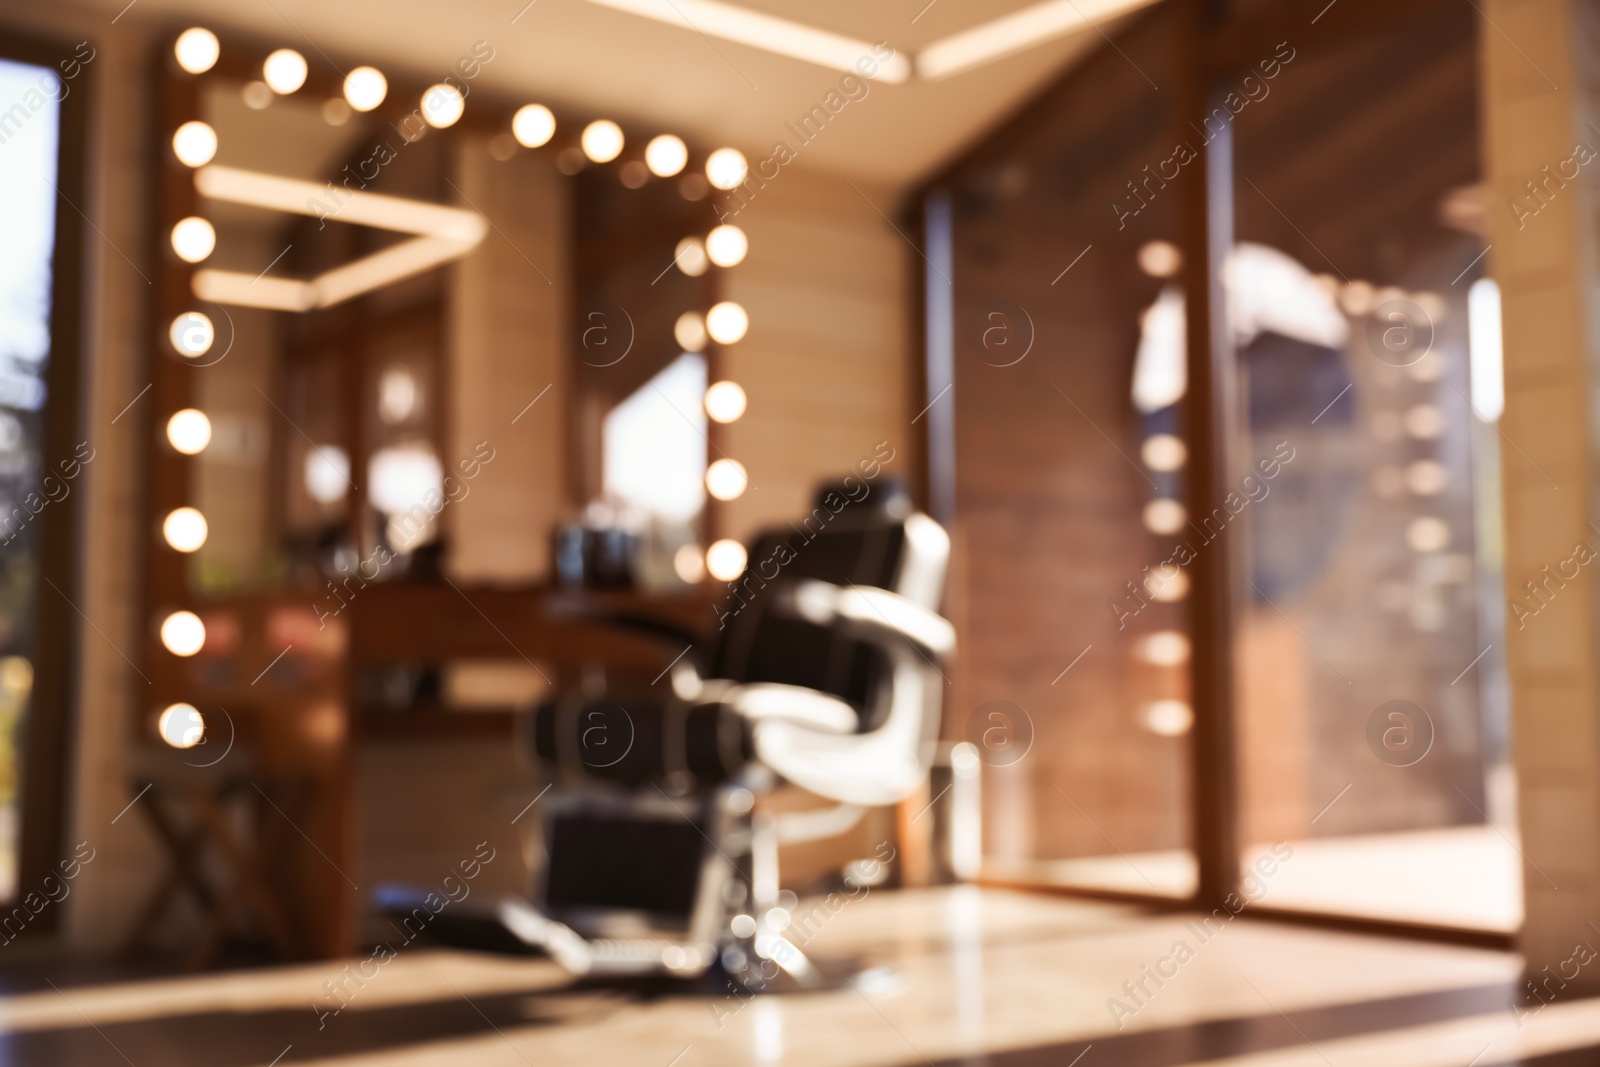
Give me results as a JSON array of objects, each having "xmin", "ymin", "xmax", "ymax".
[
  {"xmin": 915, "ymin": 0, "xmax": 1157, "ymax": 80},
  {"xmin": 579, "ymin": 0, "xmax": 911, "ymax": 83},
  {"xmin": 192, "ymin": 270, "xmax": 315, "ymax": 311},
  {"xmin": 314, "ymin": 235, "xmax": 478, "ymax": 307},
  {"xmin": 195, "ymin": 165, "xmax": 485, "ymax": 240}
]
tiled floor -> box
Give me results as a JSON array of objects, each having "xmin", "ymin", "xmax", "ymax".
[{"xmin": 0, "ymin": 886, "xmax": 1591, "ymax": 1066}]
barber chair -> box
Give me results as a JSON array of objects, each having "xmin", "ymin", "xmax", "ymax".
[{"xmin": 499, "ymin": 478, "xmax": 953, "ymax": 988}]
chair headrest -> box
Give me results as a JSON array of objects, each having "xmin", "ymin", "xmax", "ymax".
[{"xmin": 812, "ymin": 476, "xmax": 912, "ymax": 526}]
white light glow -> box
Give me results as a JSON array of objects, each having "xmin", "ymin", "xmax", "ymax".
[
  {"xmin": 1137, "ymin": 239, "xmax": 1181, "ymax": 278},
  {"xmin": 159, "ymin": 703, "xmax": 205, "ymax": 748},
  {"xmin": 1404, "ymin": 404, "xmax": 1445, "ymax": 440},
  {"xmin": 171, "ymin": 217, "xmax": 215, "ymax": 263},
  {"xmin": 242, "ymin": 81, "xmax": 273, "ymax": 110},
  {"xmin": 917, "ymin": 0, "xmax": 1158, "ymax": 80},
  {"xmin": 160, "ymin": 611, "xmax": 206, "ymax": 657},
  {"xmin": 706, "ymin": 458, "xmax": 748, "ymax": 501},
  {"xmin": 1132, "ymin": 286, "xmax": 1185, "ymax": 413},
  {"xmin": 1142, "ymin": 498, "xmax": 1186, "ymax": 535},
  {"xmin": 169, "ymin": 311, "xmax": 215, "ymax": 357},
  {"xmin": 1140, "ymin": 699, "xmax": 1193, "ymax": 736},
  {"xmin": 262, "ymin": 49, "xmax": 307, "ymax": 95},
  {"xmin": 675, "ymin": 311, "xmax": 707, "ymax": 352},
  {"xmin": 304, "ymin": 446, "xmax": 350, "ymax": 504},
  {"xmin": 1145, "ymin": 567, "xmax": 1188, "ymax": 602},
  {"xmin": 1133, "ymin": 243, "xmax": 1350, "ymax": 414},
  {"xmin": 344, "ymin": 66, "xmax": 388, "ymax": 111},
  {"xmin": 368, "ymin": 444, "xmax": 443, "ymax": 515},
  {"xmin": 582, "ymin": 120, "xmax": 625, "ymax": 163},
  {"xmin": 172, "ymin": 121, "xmax": 217, "ymax": 167},
  {"xmin": 646, "ymin": 134, "xmax": 688, "ymax": 177},
  {"xmin": 513, "ymin": 104, "xmax": 556, "ymax": 148},
  {"xmin": 1135, "ymin": 631, "xmax": 1190, "ymax": 666},
  {"xmin": 1223, "ymin": 242, "xmax": 1349, "ymax": 350},
  {"xmin": 1407, "ymin": 517, "xmax": 1451, "ymax": 553},
  {"xmin": 192, "ymin": 165, "xmax": 487, "ymax": 310},
  {"xmin": 422, "ymin": 83, "xmax": 465, "ymax": 127},
  {"xmin": 378, "ymin": 366, "xmax": 419, "ymax": 424},
  {"xmin": 192, "ymin": 270, "xmax": 315, "ymax": 312},
  {"xmin": 706, "ymin": 301, "xmax": 749, "ymax": 344},
  {"xmin": 578, "ymin": 0, "xmax": 910, "ymax": 83},
  {"xmin": 707, "ymin": 539, "xmax": 748, "ymax": 581},
  {"xmin": 705, "ymin": 148, "xmax": 748, "ymax": 190},
  {"xmin": 674, "ymin": 543, "xmax": 706, "ymax": 583},
  {"xmin": 1406, "ymin": 459, "xmax": 1447, "ymax": 495},
  {"xmin": 706, "ymin": 224, "xmax": 748, "ymax": 267},
  {"xmin": 167, "ymin": 409, "xmax": 212, "ymax": 454},
  {"xmin": 1141, "ymin": 433, "xmax": 1185, "ymax": 472},
  {"xmin": 174, "ymin": 28, "xmax": 219, "ymax": 74},
  {"xmin": 604, "ymin": 353, "xmax": 707, "ymax": 522},
  {"xmin": 1468, "ymin": 277, "xmax": 1504, "ymax": 422},
  {"xmin": 163, "ymin": 507, "xmax": 208, "ymax": 552},
  {"xmin": 704, "ymin": 380, "xmax": 747, "ymax": 423},
  {"xmin": 675, "ymin": 237, "xmax": 709, "ymax": 277}
]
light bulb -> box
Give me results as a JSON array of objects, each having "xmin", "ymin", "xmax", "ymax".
[
  {"xmin": 242, "ymin": 81, "xmax": 272, "ymax": 110},
  {"xmin": 705, "ymin": 224, "xmax": 748, "ymax": 267},
  {"xmin": 159, "ymin": 703, "xmax": 205, "ymax": 748},
  {"xmin": 1142, "ymin": 498, "xmax": 1186, "ymax": 535},
  {"xmin": 1141, "ymin": 700, "xmax": 1193, "ymax": 736},
  {"xmin": 304, "ymin": 446, "xmax": 351, "ymax": 504},
  {"xmin": 169, "ymin": 312, "xmax": 214, "ymax": 358},
  {"xmin": 582, "ymin": 120, "xmax": 624, "ymax": 163},
  {"xmin": 343, "ymin": 66, "xmax": 387, "ymax": 111},
  {"xmin": 1407, "ymin": 517, "xmax": 1450, "ymax": 553},
  {"xmin": 1135, "ymin": 631, "xmax": 1190, "ymax": 666},
  {"xmin": 706, "ymin": 148, "xmax": 748, "ymax": 190},
  {"xmin": 706, "ymin": 539, "xmax": 747, "ymax": 581},
  {"xmin": 706, "ymin": 301, "xmax": 748, "ymax": 345},
  {"xmin": 171, "ymin": 217, "xmax": 215, "ymax": 263},
  {"xmin": 704, "ymin": 381, "xmax": 747, "ymax": 423},
  {"xmin": 171, "ymin": 121, "xmax": 217, "ymax": 167},
  {"xmin": 1137, "ymin": 240, "xmax": 1182, "ymax": 278},
  {"xmin": 163, "ymin": 507, "xmax": 208, "ymax": 552},
  {"xmin": 675, "ymin": 311, "xmax": 707, "ymax": 352},
  {"xmin": 512, "ymin": 104, "xmax": 555, "ymax": 148},
  {"xmin": 706, "ymin": 459, "xmax": 748, "ymax": 501},
  {"xmin": 1141, "ymin": 434, "xmax": 1186, "ymax": 472},
  {"xmin": 645, "ymin": 134, "xmax": 688, "ymax": 177},
  {"xmin": 675, "ymin": 237, "xmax": 708, "ymax": 277},
  {"xmin": 173, "ymin": 28, "xmax": 219, "ymax": 74},
  {"xmin": 262, "ymin": 48, "xmax": 307, "ymax": 95},
  {"xmin": 160, "ymin": 610, "xmax": 206, "ymax": 656},
  {"xmin": 166, "ymin": 409, "xmax": 212, "ymax": 454},
  {"xmin": 422, "ymin": 83, "xmax": 465, "ymax": 128},
  {"xmin": 674, "ymin": 544, "xmax": 706, "ymax": 583}
]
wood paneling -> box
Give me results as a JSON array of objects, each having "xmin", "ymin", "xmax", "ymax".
[{"xmin": 720, "ymin": 169, "xmax": 914, "ymax": 541}]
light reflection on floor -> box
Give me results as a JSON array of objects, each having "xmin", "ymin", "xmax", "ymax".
[
  {"xmin": 987, "ymin": 823, "xmax": 1522, "ymax": 933},
  {"xmin": 0, "ymin": 886, "xmax": 1561, "ymax": 1066}
]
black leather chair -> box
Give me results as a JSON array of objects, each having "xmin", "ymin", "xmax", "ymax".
[{"xmin": 500, "ymin": 478, "xmax": 953, "ymax": 986}]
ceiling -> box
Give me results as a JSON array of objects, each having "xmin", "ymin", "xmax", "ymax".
[{"xmin": 79, "ymin": 0, "xmax": 1140, "ymax": 186}]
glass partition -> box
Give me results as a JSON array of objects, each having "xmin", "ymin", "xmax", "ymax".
[
  {"xmin": 0, "ymin": 56, "xmax": 64, "ymax": 903},
  {"xmin": 1224, "ymin": 4, "xmax": 1517, "ymax": 931},
  {"xmin": 936, "ymin": 5, "xmax": 1196, "ymax": 897}
]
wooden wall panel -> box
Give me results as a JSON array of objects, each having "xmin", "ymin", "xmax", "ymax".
[{"xmin": 719, "ymin": 170, "xmax": 914, "ymax": 541}]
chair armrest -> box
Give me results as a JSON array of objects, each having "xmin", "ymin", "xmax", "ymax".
[
  {"xmin": 783, "ymin": 580, "xmax": 955, "ymax": 658},
  {"xmin": 722, "ymin": 683, "xmax": 858, "ymax": 734}
]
